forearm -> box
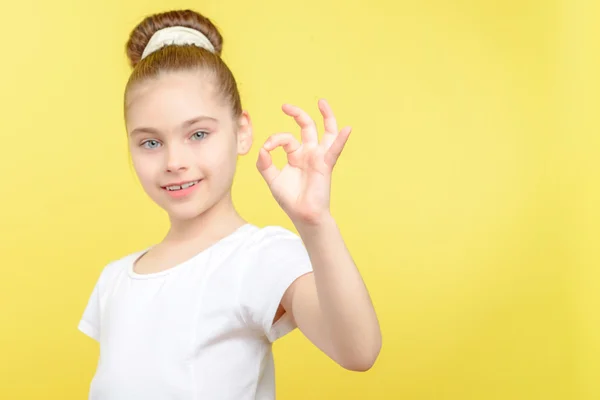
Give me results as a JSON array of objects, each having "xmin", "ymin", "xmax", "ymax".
[{"xmin": 296, "ymin": 215, "xmax": 381, "ymax": 369}]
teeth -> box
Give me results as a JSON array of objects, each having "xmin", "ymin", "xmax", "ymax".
[{"xmin": 166, "ymin": 181, "xmax": 198, "ymax": 191}]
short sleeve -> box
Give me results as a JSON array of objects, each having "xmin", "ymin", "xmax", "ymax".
[
  {"xmin": 239, "ymin": 227, "xmax": 313, "ymax": 342},
  {"xmin": 78, "ymin": 280, "xmax": 101, "ymax": 341},
  {"xmin": 77, "ymin": 259, "xmax": 122, "ymax": 342}
]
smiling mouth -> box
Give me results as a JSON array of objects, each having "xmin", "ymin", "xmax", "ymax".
[{"xmin": 162, "ymin": 180, "xmax": 201, "ymax": 191}]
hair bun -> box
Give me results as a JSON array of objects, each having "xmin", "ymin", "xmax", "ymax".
[{"xmin": 126, "ymin": 9, "xmax": 223, "ymax": 68}]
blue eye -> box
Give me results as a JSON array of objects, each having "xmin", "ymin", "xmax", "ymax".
[
  {"xmin": 191, "ymin": 131, "xmax": 207, "ymax": 140},
  {"xmin": 141, "ymin": 139, "xmax": 161, "ymax": 149}
]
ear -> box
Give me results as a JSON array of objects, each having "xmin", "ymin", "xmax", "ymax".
[{"xmin": 236, "ymin": 110, "xmax": 253, "ymax": 155}]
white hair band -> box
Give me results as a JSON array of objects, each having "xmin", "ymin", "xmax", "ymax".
[{"xmin": 141, "ymin": 26, "xmax": 215, "ymax": 59}]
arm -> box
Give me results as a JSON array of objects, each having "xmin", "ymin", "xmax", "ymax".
[
  {"xmin": 281, "ymin": 216, "xmax": 381, "ymax": 371},
  {"xmin": 257, "ymin": 98, "xmax": 381, "ymax": 371}
]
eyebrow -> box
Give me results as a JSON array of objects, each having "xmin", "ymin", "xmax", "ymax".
[{"xmin": 130, "ymin": 115, "xmax": 219, "ymax": 136}]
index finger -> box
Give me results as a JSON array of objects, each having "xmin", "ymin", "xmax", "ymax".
[{"xmin": 282, "ymin": 103, "xmax": 319, "ymax": 145}]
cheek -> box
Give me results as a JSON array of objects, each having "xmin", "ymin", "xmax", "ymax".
[
  {"xmin": 203, "ymin": 139, "xmax": 238, "ymax": 175},
  {"xmin": 194, "ymin": 136, "xmax": 235, "ymax": 170},
  {"xmin": 131, "ymin": 153, "xmax": 159, "ymax": 186}
]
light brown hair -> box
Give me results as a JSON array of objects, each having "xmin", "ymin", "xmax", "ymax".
[{"xmin": 124, "ymin": 9, "xmax": 242, "ymax": 118}]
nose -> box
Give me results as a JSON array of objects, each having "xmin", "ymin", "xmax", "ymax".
[{"xmin": 165, "ymin": 143, "xmax": 191, "ymax": 173}]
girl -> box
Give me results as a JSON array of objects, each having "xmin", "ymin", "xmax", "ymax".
[{"xmin": 79, "ymin": 9, "xmax": 381, "ymax": 400}]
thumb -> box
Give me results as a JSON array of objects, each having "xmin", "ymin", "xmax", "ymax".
[{"xmin": 256, "ymin": 147, "xmax": 280, "ymax": 186}]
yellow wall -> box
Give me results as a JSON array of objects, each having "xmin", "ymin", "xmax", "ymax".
[
  {"xmin": 562, "ymin": 1, "xmax": 600, "ymax": 399},
  {"xmin": 0, "ymin": 0, "xmax": 591, "ymax": 398}
]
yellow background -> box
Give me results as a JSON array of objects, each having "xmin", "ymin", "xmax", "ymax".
[{"xmin": 0, "ymin": 0, "xmax": 594, "ymax": 398}]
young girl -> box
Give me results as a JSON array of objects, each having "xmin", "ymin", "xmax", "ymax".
[{"xmin": 79, "ymin": 9, "xmax": 381, "ymax": 399}]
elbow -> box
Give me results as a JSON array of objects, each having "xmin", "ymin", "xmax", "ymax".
[
  {"xmin": 342, "ymin": 359, "xmax": 376, "ymax": 372},
  {"xmin": 339, "ymin": 336, "xmax": 382, "ymax": 372},
  {"xmin": 340, "ymin": 350, "xmax": 380, "ymax": 372}
]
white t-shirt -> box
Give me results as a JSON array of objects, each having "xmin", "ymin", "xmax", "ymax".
[{"xmin": 78, "ymin": 224, "xmax": 313, "ymax": 400}]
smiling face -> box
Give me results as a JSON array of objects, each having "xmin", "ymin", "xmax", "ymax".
[{"xmin": 125, "ymin": 70, "xmax": 252, "ymax": 222}]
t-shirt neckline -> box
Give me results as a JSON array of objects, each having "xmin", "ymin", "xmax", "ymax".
[{"xmin": 126, "ymin": 223, "xmax": 255, "ymax": 280}]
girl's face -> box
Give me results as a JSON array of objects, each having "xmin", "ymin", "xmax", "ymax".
[{"xmin": 125, "ymin": 70, "xmax": 252, "ymax": 222}]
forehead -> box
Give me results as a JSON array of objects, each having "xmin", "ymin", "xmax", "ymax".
[{"xmin": 125, "ymin": 71, "xmax": 230, "ymax": 131}]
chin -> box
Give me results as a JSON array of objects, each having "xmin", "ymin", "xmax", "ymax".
[{"xmin": 163, "ymin": 203, "xmax": 208, "ymax": 222}]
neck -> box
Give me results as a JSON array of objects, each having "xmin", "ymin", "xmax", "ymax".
[{"xmin": 164, "ymin": 191, "xmax": 247, "ymax": 244}]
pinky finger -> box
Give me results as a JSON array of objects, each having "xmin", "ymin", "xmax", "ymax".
[{"xmin": 325, "ymin": 126, "xmax": 352, "ymax": 167}]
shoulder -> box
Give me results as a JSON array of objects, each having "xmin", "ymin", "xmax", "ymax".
[
  {"xmin": 241, "ymin": 224, "xmax": 307, "ymax": 258},
  {"xmin": 234, "ymin": 224, "xmax": 312, "ymax": 277},
  {"xmin": 93, "ymin": 248, "xmax": 148, "ymax": 288}
]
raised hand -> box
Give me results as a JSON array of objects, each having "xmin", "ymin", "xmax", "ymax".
[{"xmin": 256, "ymin": 99, "xmax": 352, "ymax": 226}]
